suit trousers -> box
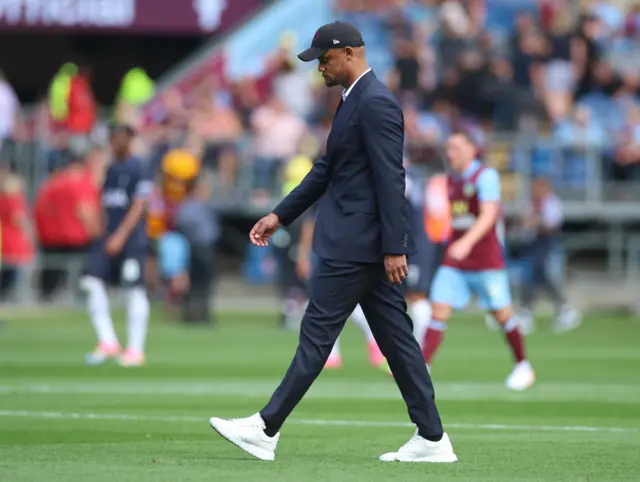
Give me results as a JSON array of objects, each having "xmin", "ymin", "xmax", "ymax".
[{"xmin": 260, "ymin": 256, "xmax": 443, "ymax": 437}]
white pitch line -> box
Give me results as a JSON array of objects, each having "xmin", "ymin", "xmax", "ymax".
[
  {"xmin": 1, "ymin": 382, "xmax": 639, "ymax": 403},
  {"xmin": 0, "ymin": 410, "xmax": 636, "ymax": 434}
]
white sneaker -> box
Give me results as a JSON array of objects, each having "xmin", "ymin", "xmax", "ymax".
[
  {"xmin": 554, "ymin": 305, "xmax": 582, "ymax": 333},
  {"xmin": 208, "ymin": 413, "xmax": 279, "ymax": 461},
  {"xmin": 379, "ymin": 430, "xmax": 457, "ymax": 463},
  {"xmin": 505, "ymin": 360, "xmax": 535, "ymax": 391}
]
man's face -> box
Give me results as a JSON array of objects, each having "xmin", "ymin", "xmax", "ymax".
[
  {"xmin": 446, "ymin": 134, "xmax": 475, "ymax": 172},
  {"xmin": 110, "ymin": 131, "xmax": 130, "ymax": 155},
  {"xmin": 317, "ymin": 49, "xmax": 349, "ymax": 87}
]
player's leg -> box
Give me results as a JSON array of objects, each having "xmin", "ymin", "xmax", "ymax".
[
  {"xmin": 404, "ymin": 206, "xmax": 435, "ymax": 349},
  {"xmin": 472, "ymin": 270, "xmax": 535, "ymax": 390},
  {"xmin": 349, "ymin": 303, "xmax": 385, "ymax": 367},
  {"xmin": 80, "ymin": 245, "xmax": 120, "ymax": 365},
  {"xmin": 119, "ymin": 253, "xmax": 150, "ymax": 367},
  {"xmin": 542, "ymin": 245, "xmax": 582, "ymax": 333},
  {"xmin": 407, "ymin": 292, "xmax": 431, "ymax": 348},
  {"xmin": 423, "ymin": 266, "xmax": 471, "ymax": 369},
  {"xmin": 325, "ymin": 336, "xmax": 343, "ymax": 369}
]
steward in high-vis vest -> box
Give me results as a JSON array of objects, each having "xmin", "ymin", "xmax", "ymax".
[{"xmin": 49, "ymin": 63, "xmax": 78, "ymax": 123}]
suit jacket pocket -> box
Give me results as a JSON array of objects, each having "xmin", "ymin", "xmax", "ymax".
[{"xmin": 340, "ymin": 198, "xmax": 378, "ymax": 214}]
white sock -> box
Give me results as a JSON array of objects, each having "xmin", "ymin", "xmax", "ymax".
[
  {"xmin": 126, "ymin": 286, "xmax": 150, "ymax": 354},
  {"xmin": 350, "ymin": 304, "xmax": 375, "ymax": 343},
  {"xmin": 84, "ymin": 276, "xmax": 118, "ymax": 346},
  {"xmin": 410, "ymin": 298, "xmax": 431, "ymax": 349},
  {"xmin": 329, "ymin": 337, "xmax": 341, "ymax": 358}
]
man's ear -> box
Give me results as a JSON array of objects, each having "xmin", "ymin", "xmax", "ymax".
[{"xmin": 344, "ymin": 47, "xmax": 353, "ymax": 60}]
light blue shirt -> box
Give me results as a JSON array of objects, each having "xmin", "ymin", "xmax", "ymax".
[
  {"xmin": 157, "ymin": 232, "xmax": 190, "ymax": 278},
  {"xmin": 454, "ymin": 160, "xmax": 501, "ymax": 202}
]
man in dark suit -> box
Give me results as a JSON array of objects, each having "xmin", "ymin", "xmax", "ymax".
[{"xmin": 209, "ymin": 22, "xmax": 457, "ymax": 463}]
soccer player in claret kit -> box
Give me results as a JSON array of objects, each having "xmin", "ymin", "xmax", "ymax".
[
  {"xmin": 82, "ymin": 125, "xmax": 152, "ymax": 367},
  {"xmin": 424, "ymin": 132, "xmax": 535, "ymax": 391}
]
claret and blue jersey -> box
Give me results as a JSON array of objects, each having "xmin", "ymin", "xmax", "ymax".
[{"xmin": 430, "ymin": 159, "xmax": 512, "ymax": 311}]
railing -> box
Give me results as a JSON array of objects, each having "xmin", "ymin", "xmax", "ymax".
[{"xmin": 3, "ymin": 130, "xmax": 640, "ymax": 311}]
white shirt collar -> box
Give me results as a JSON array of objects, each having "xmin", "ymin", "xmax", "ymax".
[{"xmin": 342, "ymin": 68, "xmax": 372, "ymax": 101}]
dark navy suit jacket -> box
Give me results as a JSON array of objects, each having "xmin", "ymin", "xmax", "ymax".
[{"xmin": 273, "ymin": 71, "xmax": 416, "ymax": 263}]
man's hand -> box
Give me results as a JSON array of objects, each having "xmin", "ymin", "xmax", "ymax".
[
  {"xmin": 249, "ymin": 213, "xmax": 281, "ymax": 247},
  {"xmin": 384, "ymin": 255, "xmax": 408, "ymax": 285},
  {"xmin": 105, "ymin": 232, "xmax": 126, "ymax": 257},
  {"xmin": 448, "ymin": 238, "xmax": 473, "ymax": 261}
]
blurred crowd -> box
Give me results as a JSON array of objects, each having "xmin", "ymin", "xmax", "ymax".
[
  {"xmin": 2, "ymin": 0, "xmax": 640, "ymax": 300},
  {"xmin": 335, "ymin": 0, "xmax": 640, "ymax": 183}
]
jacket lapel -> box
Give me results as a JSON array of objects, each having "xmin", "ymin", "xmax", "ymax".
[{"xmin": 325, "ymin": 70, "xmax": 376, "ymax": 160}]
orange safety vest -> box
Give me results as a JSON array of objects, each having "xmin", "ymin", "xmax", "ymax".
[{"xmin": 423, "ymin": 174, "xmax": 451, "ymax": 243}]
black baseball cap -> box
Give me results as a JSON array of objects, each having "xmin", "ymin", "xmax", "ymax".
[{"xmin": 298, "ymin": 21, "xmax": 365, "ymax": 62}]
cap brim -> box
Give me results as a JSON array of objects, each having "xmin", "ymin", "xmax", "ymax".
[{"xmin": 297, "ymin": 46, "xmax": 327, "ymax": 62}]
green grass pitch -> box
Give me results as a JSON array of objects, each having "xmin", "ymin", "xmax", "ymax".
[{"xmin": 0, "ymin": 309, "xmax": 639, "ymax": 481}]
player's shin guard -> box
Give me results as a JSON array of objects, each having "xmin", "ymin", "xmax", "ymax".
[
  {"xmin": 503, "ymin": 316, "xmax": 526, "ymax": 363},
  {"xmin": 409, "ymin": 299, "xmax": 431, "ymax": 349},
  {"xmin": 82, "ymin": 276, "xmax": 118, "ymax": 346},
  {"xmin": 126, "ymin": 286, "xmax": 150, "ymax": 354},
  {"xmin": 350, "ymin": 304, "xmax": 375, "ymax": 342},
  {"xmin": 422, "ymin": 320, "xmax": 446, "ymax": 365}
]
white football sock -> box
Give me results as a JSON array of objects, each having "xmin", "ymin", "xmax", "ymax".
[
  {"xmin": 126, "ymin": 286, "xmax": 150, "ymax": 354},
  {"xmin": 329, "ymin": 337, "xmax": 341, "ymax": 358},
  {"xmin": 350, "ymin": 304, "xmax": 375, "ymax": 343},
  {"xmin": 84, "ymin": 276, "xmax": 118, "ymax": 346},
  {"xmin": 410, "ymin": 298, "xmax": 431, "ymax": 349}
]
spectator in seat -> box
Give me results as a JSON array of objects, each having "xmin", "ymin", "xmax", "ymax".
[
  {"xmin": 0, "ymin": 164, "xmax": 33, "ymax": 301},
  {"xmin": 612, "ymin": 105, "xmax": 640, "ymax": 181},
  {"xmin": 250, "ymin": 94, "xmax": 306, "ymax": 199},
  {"xmin": 388, "ymin": 39, "xmax": 423, "ymax": 106},
  {"xmin": 63, "ymin": 64, "xmax": 98, "ymax": 153},
  {"xmin": 542, "ymin": 13, "xmax": 579, "ymax": 122},
  {"xmin": 271, "ymin": 42, "xmax": 315, "ymax": 121},
  {"xmin": 189, "ymin": 90, "xmax": 243, "ymax": 186},
  {"xmin": 554, "ymin": 105, "xmax": 606, "ymax": 188}
]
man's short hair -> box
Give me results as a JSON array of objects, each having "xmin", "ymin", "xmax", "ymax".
[{"xmin": 449, "ymin": 130, "xmax": 475, "ymax": 145}]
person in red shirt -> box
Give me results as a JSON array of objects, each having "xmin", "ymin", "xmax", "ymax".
[
  {"xmin": 65, "ymin": 66, "xmax": 97, "ymax": 136},
  {"xmin": 0, "ymin": 165, "xmax": 34, "ymax": 300},
  {"xmin": 34, "ymin": 150, "xmax": 100, "ymax": 300}
]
